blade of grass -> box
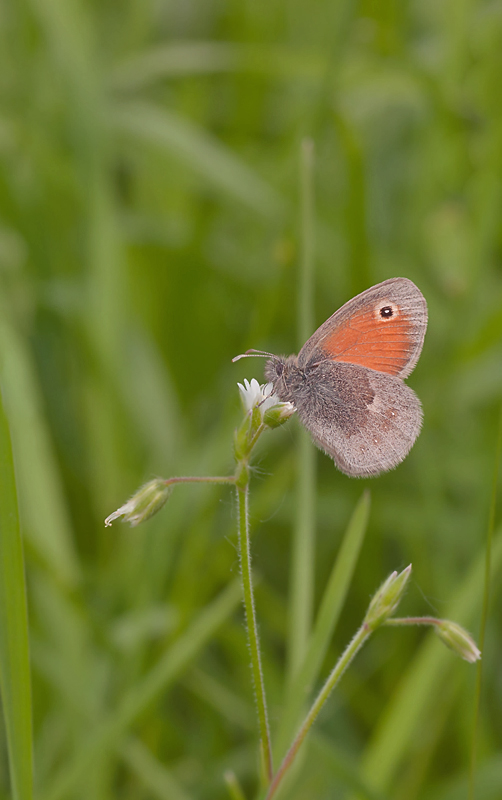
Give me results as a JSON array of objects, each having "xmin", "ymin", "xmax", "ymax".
[
  {"xmin": 469, "ymin": 402, "xmax": 502, "ymax": 800},
  {"xmin": 184, "ymin": 667, "xmax": 255, "ymax": 731},
  {"xmin": 43, "ymin": 578, "xmax": 242, "ymax": 800},
  {"xmin": 311, "ymin": 731, "xmax": 388, "ymax": 800},
  {"xmin": 111, "ymin": 101, "xmax": 283, "ymax": 219},
  {"xmin": 224, "ymin": 770, "xmax": 248, "ymax": 800},
  {"xmin": 277, "ymin": 490, "xmax": 370, "ymax": 756},
  {"xmin": 119, "ymin": 329, "xmax": 186, "ymax": 474},
  {"xmin": 287, "ymin": 138, "xmax": 316, "ymax": 684},
  {"xmin": 121, "ymin": 738, "xmax": 193, "ymax": 800},
  {"xmin": 0, "ymin": 385, "xmax": 33, "ymax": 800},
  {"xmin": 35, "ymin": 0, "xmax": 129, "ymax": 515},
  {"xmin": 0, "ymin": 319, "xmax": 80, "ymax": 587},
  {"xmin": 427, "ymin": 753, "xmax": 502, "ymax": 800},
  {"xmin": 109, "ymin": 42, "xmax": 329, "ymax": 92}
]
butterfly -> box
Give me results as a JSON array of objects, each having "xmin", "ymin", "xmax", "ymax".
[{"xmin": 236, "ymin": 278, "xmax": 427, "ymax": 477}]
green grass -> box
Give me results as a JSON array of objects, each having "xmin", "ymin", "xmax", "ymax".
[
  {"xmin": 1, "ymin": 1, "xmax": 502, "ymax": 798},
  {"xmin": 0, "ymin": 386, "xmax": 33, "ymax": 800}
]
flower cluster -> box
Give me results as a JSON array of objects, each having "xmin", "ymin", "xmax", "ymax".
[{"xmin": 237, "ymin": 378, "xmax": 295, "ymax": 428}]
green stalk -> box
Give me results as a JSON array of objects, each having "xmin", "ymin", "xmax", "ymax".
[
  {"xmin": 385, "ymin": 617, "xmax": 440, "ymax": 628},
  {"xmin": 164, "ymin": 476, "xmax": 236, "ymax": 487},
  {"xmin": 469, "ymin": 402, "xmax": 502, "ymax": 799},
  {"xmin": 298, "ymin": 139, "xmax": 315, "ymax": 343},
  {"xmin": 236, "ymin": 483, "xmax": 273, "ymax": 783},
  {"xmin": 288, "ymin": 138, "xmax": 316, "ymax": 682},
  {"xmin": 267, "ymin": 622, "xmax": 372, "ymax": 800},
  {"xmin": 0, "ymin": 388, "xmax": 33, "ymax": 800}
]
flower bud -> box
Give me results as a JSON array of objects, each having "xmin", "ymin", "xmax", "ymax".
[
  {"xmin": 237, "ymin": 378, "xmax": 293, "ymax": 427},
  {"xmin": 263, "ymin": 401, "xmax": 296, "ymax": 429},
  {"xmin": 365, "ymin": 565, "xmax": 412, "ymax": 629},
  {"xmin": 105, "ymin": 478, "xmax": 171, "ymax": 527},
  {"xmin": 435, "ymin": 620, "xmax": 481, "ymax": 663}
]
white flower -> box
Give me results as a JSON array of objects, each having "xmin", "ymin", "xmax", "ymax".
[
  {"xmin": 237, "ymin": 378, "xmax": 295, "ymax": 427},
  {"xmin": 237, "ymin": 378, "xmax": 279, "ymax": 414}
]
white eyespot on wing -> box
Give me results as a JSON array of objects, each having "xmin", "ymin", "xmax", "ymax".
[{"xmin": 373, "ymin": 300, "xmax": 400, "ymax": 321}]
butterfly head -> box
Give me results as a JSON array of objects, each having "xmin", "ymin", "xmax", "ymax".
[
  {"xmin": 264, "ymin": 354, "xmax": 299, "ymax": 404},
  {"xmin": 232, "ymin": 348, "xmax": 301, "ymax": 405}
]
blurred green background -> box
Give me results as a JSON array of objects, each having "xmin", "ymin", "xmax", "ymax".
[{"xmin": 1, "ymin": 0, "xmax": 502, "ymax": 798}]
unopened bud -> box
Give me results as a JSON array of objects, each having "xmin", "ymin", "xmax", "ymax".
[
  {"xmin": 435, "ymin": 620, "xmax": 481, "ymax": 663},
  {"xmin": 105, "ymin": 479, "xmax": 171, "ymax": 527},
  {"xmin": 263, "ymin": 401, "xmax": 296, "ymax": 429},
  {"xmin": 365, "ymin": 565, "xmax": 412, "ymax": 629}
]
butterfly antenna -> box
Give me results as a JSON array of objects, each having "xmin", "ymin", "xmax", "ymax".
[{"xmin": 232, "ymin": 349, "xmax": 274, "ymax": 363}]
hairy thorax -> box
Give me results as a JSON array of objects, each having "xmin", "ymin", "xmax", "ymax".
[
  {"xmin": 264, "ymin": 355, "xmax": 303, "ymax": 403},
  {"xmin": 265, "ymin": 356, "xmax": 377, "ymax": 428}
]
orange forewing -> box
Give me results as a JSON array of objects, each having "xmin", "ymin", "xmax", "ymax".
[{"xmin": 320, "ymin": 306, "xmax": 413, "ymax": 376}]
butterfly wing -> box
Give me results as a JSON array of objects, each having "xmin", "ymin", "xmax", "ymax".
[
  {"xmin": 293, "ymin": 360, "xmax": 422, "ymax": 477},
  {"xmin": 298, "ymin": 277, "xmax": 427, "ymax": 379}
]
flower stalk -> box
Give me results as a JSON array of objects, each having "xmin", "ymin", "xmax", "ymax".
[
  {"xmin": 265, "ymin": 565, "xmax": 412, "ymax": 800},
  {"xmin": 236, "ymin": 481, "xmax": 273, "ymax": 781},
  {"xmin": 232, "ymin": 379, "xmax": 293, "ymax": 781},
  {"xmin": 266, "ymin": 620, "xmax": 371, "ymax": 800},
  {"xmin": 385, "ymin": 617, "xmax": 481, "ymax": 663},
  {"xmin": 104, "ymin": 476, "xmax": 237, "ymax": 527}
]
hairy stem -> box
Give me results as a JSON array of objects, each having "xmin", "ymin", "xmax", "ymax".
[
  {"xmin": 385, "ymin": 617, "xmax": 441, "ymax": 627},
  {"xmin": 236, "ymin": 484, "xmax": 273, "ymax": 783},
  {"xmin": 266, "ymin": 622, "xmax": 371, "ymax": 800},
  {"xmin": 164, "ymin": 476, "xmax": 236, "ymax": 487}
]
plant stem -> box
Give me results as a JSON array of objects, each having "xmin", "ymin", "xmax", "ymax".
[
  {"xmin": 247, "ymin": 424, "xmax": 266, "ymax": 454},
  {"xmin": 164, "ymin": 476, "xmax": 236, "ymax": 487},
  {"xmin": 266, "ymin": 621, "xmax": 372, "ymax": 800},
  {"xmin": 236, "ymin": 483, "xmax": 273, "ymax": 783},
  {"xmin": 385, "ymin": 617, "xmax": 441, "ymax": 627}
]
